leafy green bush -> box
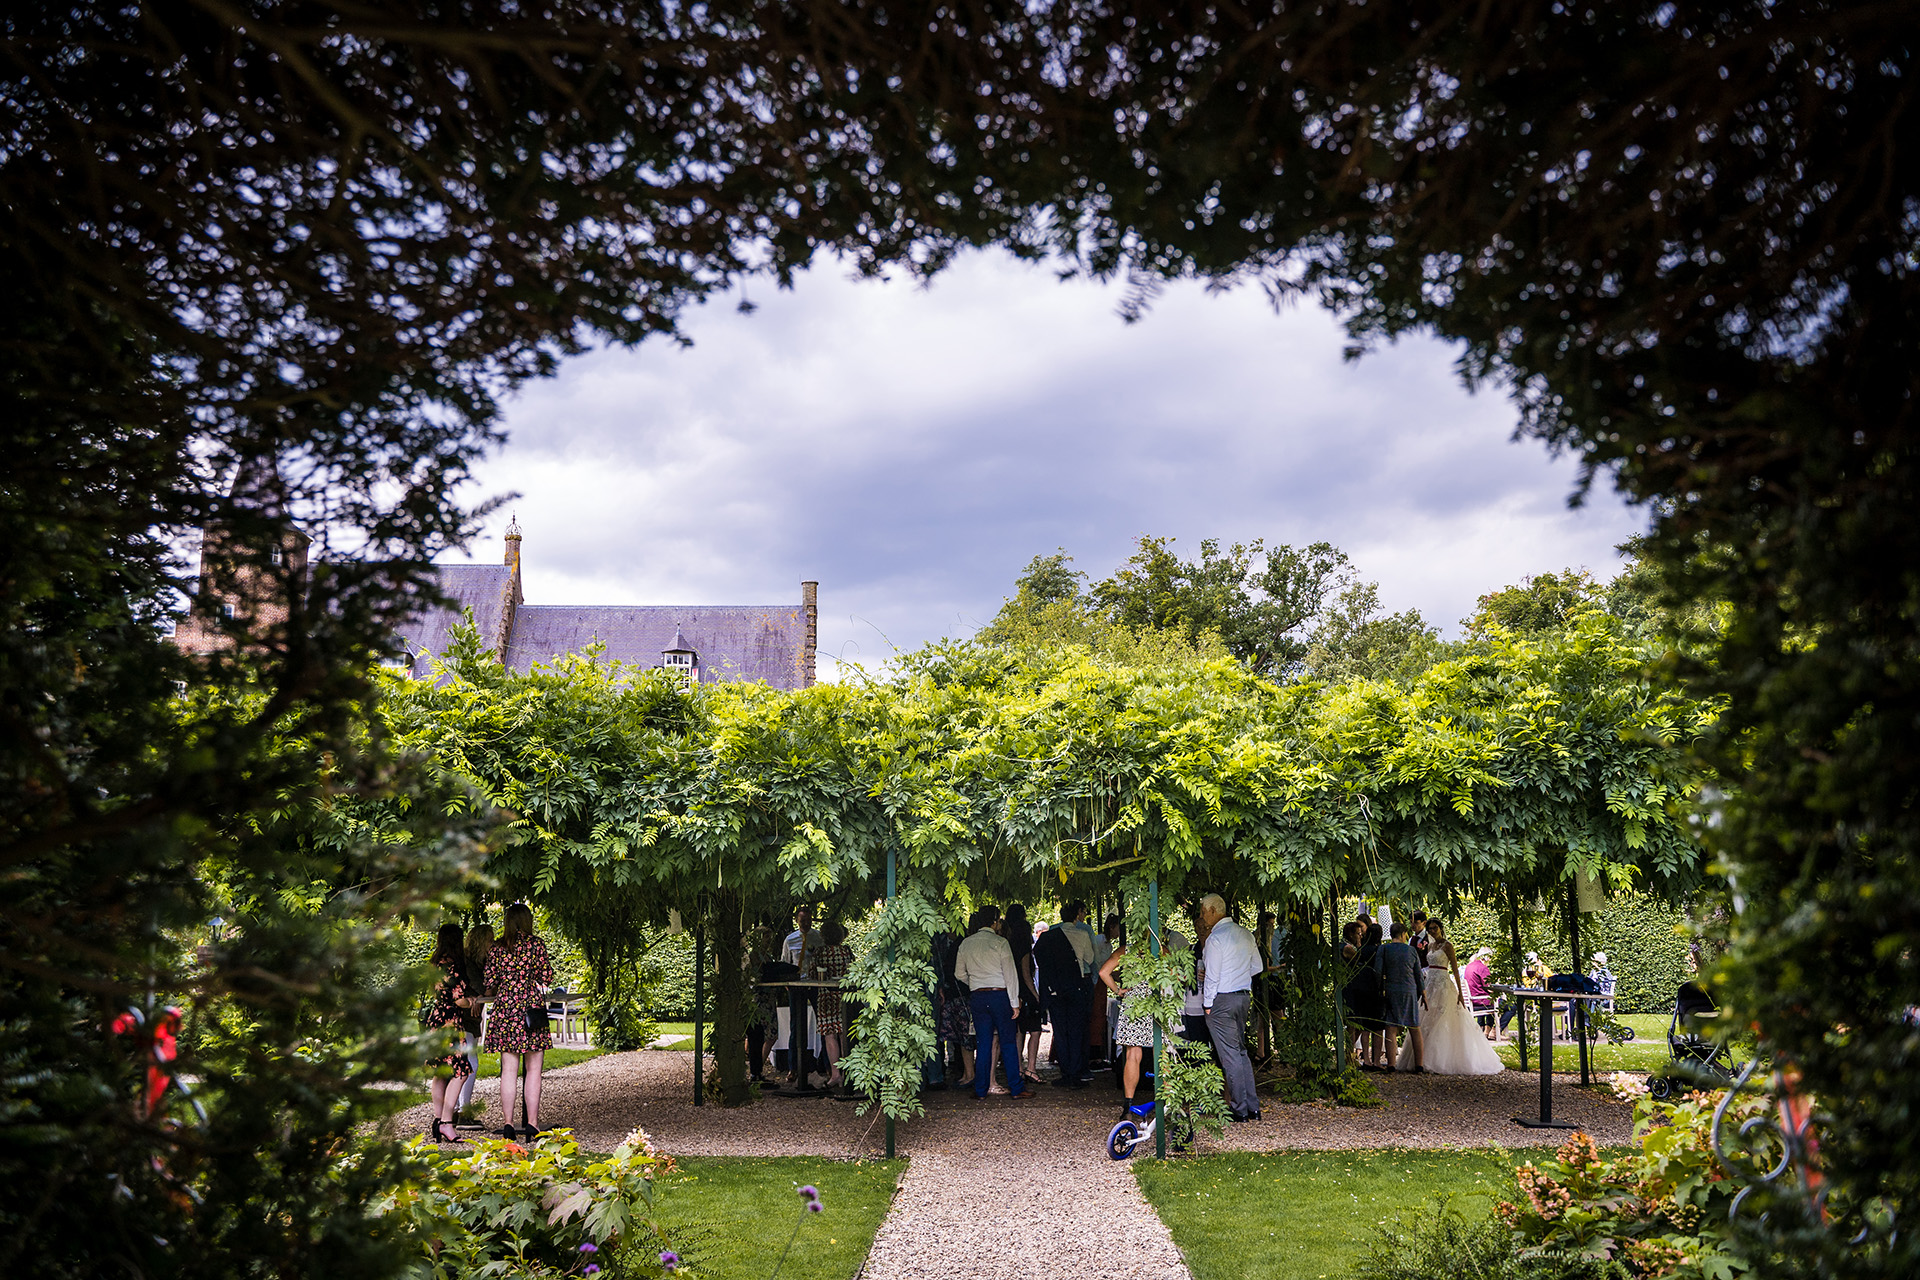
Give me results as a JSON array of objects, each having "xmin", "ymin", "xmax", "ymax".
[
  {"xmin": 1264, "ymin": 1062, "xmax": 1382, "ymax": 1108},
  {"xmin": 368, "ymin": 1128, "xmax": 683, "ymax": 1279},
  {"xmin": 1353, "ymin": 1198, "xmax": 1625, "ymax": 1280},
  {"xmin": 1498, "ymin": 1081, "xmax": 1773, "ymax": 1278}
]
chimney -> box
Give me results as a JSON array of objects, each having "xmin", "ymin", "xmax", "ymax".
[
  {"xmin": 801, "ymin": 580, "xmax": 818, "ymax": 687},
  {"xmin": 496, "ymin": 514, "xmax": 523, "ymax": 662}
]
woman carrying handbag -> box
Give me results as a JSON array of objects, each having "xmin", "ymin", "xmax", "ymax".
[{"xmin": 483, "ymin": 903, "xmax": 555, "ymax": 1140}]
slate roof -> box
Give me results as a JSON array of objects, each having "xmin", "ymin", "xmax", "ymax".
[
  {"xmin": 504, "ymin": 604, "xmax": 808, "ymax": 687},
  {"xmin": 393, "ymin": 564, "xmax": 514, "ymax": 679}
]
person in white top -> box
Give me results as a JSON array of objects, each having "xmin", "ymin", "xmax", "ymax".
[
  {"xmin": 952, "ymin": 906, "xmax": 1035, "ymax": 1099},
  {"xmin": 1198, "ymin": 894, "xmax": 1263, "ymax": 1122}
]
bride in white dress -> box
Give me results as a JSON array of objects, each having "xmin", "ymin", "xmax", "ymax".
[{"xmin": 1418, "ymin": 921, "xmax": 1505, "ymax": 1075}]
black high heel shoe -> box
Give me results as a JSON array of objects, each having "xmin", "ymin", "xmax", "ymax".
[{"xmin": 432, "ymin": 1120, "xmax": 464, "ymax": 1143}]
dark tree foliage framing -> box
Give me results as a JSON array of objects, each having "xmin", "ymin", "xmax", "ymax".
[{"xmin": 3, "ymin": 2, "xmax": 1915, "ymax": 1277}]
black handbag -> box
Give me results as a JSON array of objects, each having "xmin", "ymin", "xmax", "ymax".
[{"xmin": 524, "ymin": 1005, "xmax": 550, "ymax": 1033}]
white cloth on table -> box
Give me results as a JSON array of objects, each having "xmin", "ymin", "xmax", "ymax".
[{"xmin": 773, "ymin": 1004, "xmax": 820, "ymax": 1053}]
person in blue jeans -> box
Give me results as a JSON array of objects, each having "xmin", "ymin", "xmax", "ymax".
[{"xmin": 952, "ymin": 906, "xmax": 1035, "ymax": 1100}]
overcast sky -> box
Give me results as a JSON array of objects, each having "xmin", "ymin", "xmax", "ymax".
[{"xmin": 448, "ymin": 249, "xmax": 1647, "ymax": 677}]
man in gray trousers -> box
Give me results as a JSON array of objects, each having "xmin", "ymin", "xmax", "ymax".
[{"xmin": 1198, "ymin": 894, "xmax": 1263, "ymax": 1122}]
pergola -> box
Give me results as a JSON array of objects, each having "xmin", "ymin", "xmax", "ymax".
[{"xmin": 386, "ymin": 613, "xmax": 1715, "ymax": 1155}]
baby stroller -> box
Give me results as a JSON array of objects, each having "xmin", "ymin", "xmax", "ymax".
[{"xmin": 1648, "ymin": 981, "xmax": 1735, "ymax": 1099}]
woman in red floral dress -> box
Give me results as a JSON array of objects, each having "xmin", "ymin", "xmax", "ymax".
[
  {"xmin": 812, "ymin": 921, "xmax": 855, "ymax": 1093},
  {"xmin": 423, "ymin": 923, "xmax": 476, "ymax": 1143},
  {"xmin": 483, "ymin": 903, "xmax": 554, "ymax": 1140}
]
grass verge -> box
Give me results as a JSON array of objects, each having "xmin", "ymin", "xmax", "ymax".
[
  {"xmin": 1134, "ymin": 1147, "xmax": 1519, "ymax": 1280},
  {"xmin": 1490, "ymin": 1012, "xmax": 1669, "ymax": 1073},
  {"xmin": 476, "ymin": 1044, "xmax": 607, "ymax": 1076},
  {"xmin": 655, "ymin": 1156, "xmax": 904, "ymax": 1280}
]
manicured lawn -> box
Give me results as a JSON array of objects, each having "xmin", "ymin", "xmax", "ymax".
[
  {"xmin": 653, "ymin": 1156, "xmax": 904, "ymax": 1280},
  {"xmin": 652, "ymin": 1021, "xmax": 701, "ymax": 1049},
  {"xmin": 478, "ymin": 1045, "xmax": 606, "ymax": 1076},
  {"xmin": 1135, "ymin": 1148, "xmax": 1520, "ymax": 1280},
  {"xmin": 1491, "ymin": 1012, "xmax": 1670, "ymax": 1073}
]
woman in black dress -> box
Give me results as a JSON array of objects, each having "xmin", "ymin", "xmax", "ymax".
[
  {"xmin": 1341, "ymin": 921, "xmax": 1387, "ymax": 1069},
  {"xmin": 1004, "ymin": 903, "xmax": 1045, "ymax": 1078},
  {"xmin": 423, "ymin": 923, "xmax": 477, "ymax": 1143}
]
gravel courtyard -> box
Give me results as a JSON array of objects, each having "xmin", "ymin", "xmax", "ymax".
[{"xmin": 390, "ymin": 1049, "xmax": 1635, "ymax": 1280}]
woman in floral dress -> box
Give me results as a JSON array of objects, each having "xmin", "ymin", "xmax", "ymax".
[
  {"xmin": 423, "ymin": 923, "xmax": 476, "ymax": 1143},
  {"xmin": 811, "ymin": 921, "xmax": 855, "ymax": 1093},
  {"xmin": 483, "ymin": 903, "xmax": 554, "ymax": 1140}
]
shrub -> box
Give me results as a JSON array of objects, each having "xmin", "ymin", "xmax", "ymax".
[
  {"xmin": 367, "ymin": 1127, "xmax": 684, "ymax": 1279},
  {"xmin": 1495, "ymin": 1081, "xmax": 1773, "ymax": 1278},
  {"xmin": 1353, "ymin": 1198, "xmax": 1625, "ymax": 1280},
  {"xmin": 1264, "ymin": 1062, "xmax": 1382, "ymax": 1108}
]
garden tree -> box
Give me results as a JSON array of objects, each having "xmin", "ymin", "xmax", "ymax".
[
  {"xmin": 1301, "ymin": 581, "xmax": 1449, "ymax": 685},
  {"xmin": 1467, "ymin": 570, "xmax": 1611, "ymax": 640},
  {"xmin": 1090, "ymin": 535, "xmax": 1364, "ymax": 678}
]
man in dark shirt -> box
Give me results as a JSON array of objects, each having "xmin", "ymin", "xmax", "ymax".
[
  {"xmin": 1375, "ymin": 922, "xmax": 1427, "ymax": 1073},
  {"xmin": 1034, "ymin": 902, "xmax": 1093, "ymax": 1087}
]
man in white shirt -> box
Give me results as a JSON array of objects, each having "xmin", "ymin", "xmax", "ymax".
[
  {"xmin": 1199, "ymin": 893, "xmax": 1263, "ymax": 1122},
  {"xmin": 953, "ymin": 906, "xmax": 1036, "ymax": 1099}
]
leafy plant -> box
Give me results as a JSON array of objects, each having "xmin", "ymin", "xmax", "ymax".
[
  {"xmin": 1353, "ymin": 1197, "xmax": 1626, "ymax": 1280},
  {"xmin": 368, "ymin": 1128, "xmax": 682, "ymax": 1279},
  {"xmin": 1265, "ymin": 1062, "xmax": 1382, "ymax": 1108},
  {"xmin": 1494, "ymin": 1085, "xmax": 1775, "ymax": 1279}
]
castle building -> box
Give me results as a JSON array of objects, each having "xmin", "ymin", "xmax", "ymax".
[
  {"xmin": 393, "ymin": 519, "xmax": 819, "ymax": 688},
  {"xmin": 174, "ymin": 495, "xmax": 818, "ymax": 689}
]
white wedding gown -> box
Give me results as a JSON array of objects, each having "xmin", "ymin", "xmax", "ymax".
[{"xmin": 1419, "ymin": 962, "xmax": 1506, "ymax": 1075}]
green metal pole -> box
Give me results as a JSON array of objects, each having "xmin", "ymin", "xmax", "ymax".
[
  {"xmin": 693, "ymin": 924, "xmax": 705, "ymax": 1106},
  {"xmin": 1331, "ymin": 895, "xmax": 1346, "ymax": 1073},
  {"xmin": 885, "ymin": 846, "xmax": 897, "ymax": 1159},
  {"xmin": 1510, "ymin": 891, "xmax": 1529, "ymax": 1072},
  {"xmin": 1150, "ymin": 877, "xmax": 1165, "ymax": 1158}
]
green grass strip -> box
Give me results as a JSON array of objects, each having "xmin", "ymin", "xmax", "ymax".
[
  {"xmin": 1135, "ymin": 1147, "xmax": 1520, "ymax": 1280},
  {"xmin": 655, "ymin": 1156, "xmax": 904, "ymax": 1280}
]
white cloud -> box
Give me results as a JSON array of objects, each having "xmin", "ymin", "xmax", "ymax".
[{"xmin": 450, "ymin": 250, "xmax": 1647, "ymax": 675}]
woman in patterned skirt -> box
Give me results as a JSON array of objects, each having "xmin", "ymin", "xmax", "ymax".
[
  {"xmin": 1098, "ymin": 943, "xmax": 1159, "ymax": 1115},
  {"xmin": 811, "ymin": 920, "xmax": 855, "ymax": 1093},
  {"xmin": 423, "ymin": 923, "xmax": 477, "ymax": 1143},
  {"xmin": 483, "ymin": 902, "xmax": 554, "ymax": 1140}
]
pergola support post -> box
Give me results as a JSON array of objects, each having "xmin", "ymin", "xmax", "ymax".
[
  {"xmin": 1150, "ymin": 877, "xmax": 1165, "ymax": 1159},
  {"xmin": 1569, "ymin": 878, "xmax": 1590, "ymax": 1086},
  {"xmin": 1331, "ymin": 893, "xmax": 1346, "ymax": 1074},
  {"xmin": 693, "ymin": 923, "xmax": 705, "ymax": 1106},
  {"xmin": 1510, "ymin": 892, "xmax": 1529, "ymax": 1072},
  {"xmin": 885, "ymin": 846, "xmax": 896, "ymax": 1159}
]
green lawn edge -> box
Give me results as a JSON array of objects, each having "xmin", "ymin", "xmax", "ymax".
[
  {"xmin": 1134, "ymin": 1147, "xmax": 1523, "ymax": 1280},
  {"xmin": 655, "ymin": 1155, "xmax": 906, "ymax": 1280}
]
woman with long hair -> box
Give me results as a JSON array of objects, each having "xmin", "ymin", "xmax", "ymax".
[
  {"xmin": 1003, "ymin": 903, "xmax": 1045, "ymax": 1078},
  {"xmin": 811, "ymin": 920, "xmax": 856, "ymax": 1093},
  {"xmin": 452, "ymin": 923, "xmax": 495, "ymax": 1122},
  {"xmin": 423, "ymin": 923, "xmax": 477, "ymax": 1143},
  {"xmin": 483, "ymin": 903, "xmax": 555, "ymax": 1140}
]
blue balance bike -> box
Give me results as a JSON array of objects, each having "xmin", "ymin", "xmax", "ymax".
[{"xmin": 1106, "ymin": 1100, "xmax": 1159, "ymax": 1160}]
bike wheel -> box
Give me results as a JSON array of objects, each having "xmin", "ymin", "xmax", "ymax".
[
  {"xmin": 1106, "ymin": 1120, "xmax": 1140, "ymax": 1161},
  {"xmin": 1648, "ymin": 1075, "xmax": 1673, "ymax": 1101}
]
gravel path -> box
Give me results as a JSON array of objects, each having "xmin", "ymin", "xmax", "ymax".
[{"xmin": 387, "ymin": 1052, "xmax": 1635, "ymax": 1279}]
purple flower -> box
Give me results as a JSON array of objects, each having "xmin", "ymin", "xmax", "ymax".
[
  {"xmin": 579, "ymin": 1243, "xmax": 599, "ymax": 1253},
  {"xmin": 660, "ymin": 1250, "xmax": 681, "ymax": 1271},
  {"xmin": 798, "ymin": 1184, "xmax": 819, "ymax": 1199},
  {"xmin": 806, "ymin": 1200, "xmax": 823, "ymax": 1213},
  {"xmin": 584, "ymin": 1268, "xmax": 600, "ymax": 1276}
]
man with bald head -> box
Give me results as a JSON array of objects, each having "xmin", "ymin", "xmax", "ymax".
[{"xmin": 1198, "ymin": 893, "xmax": 1263, "ymax": 1122}]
